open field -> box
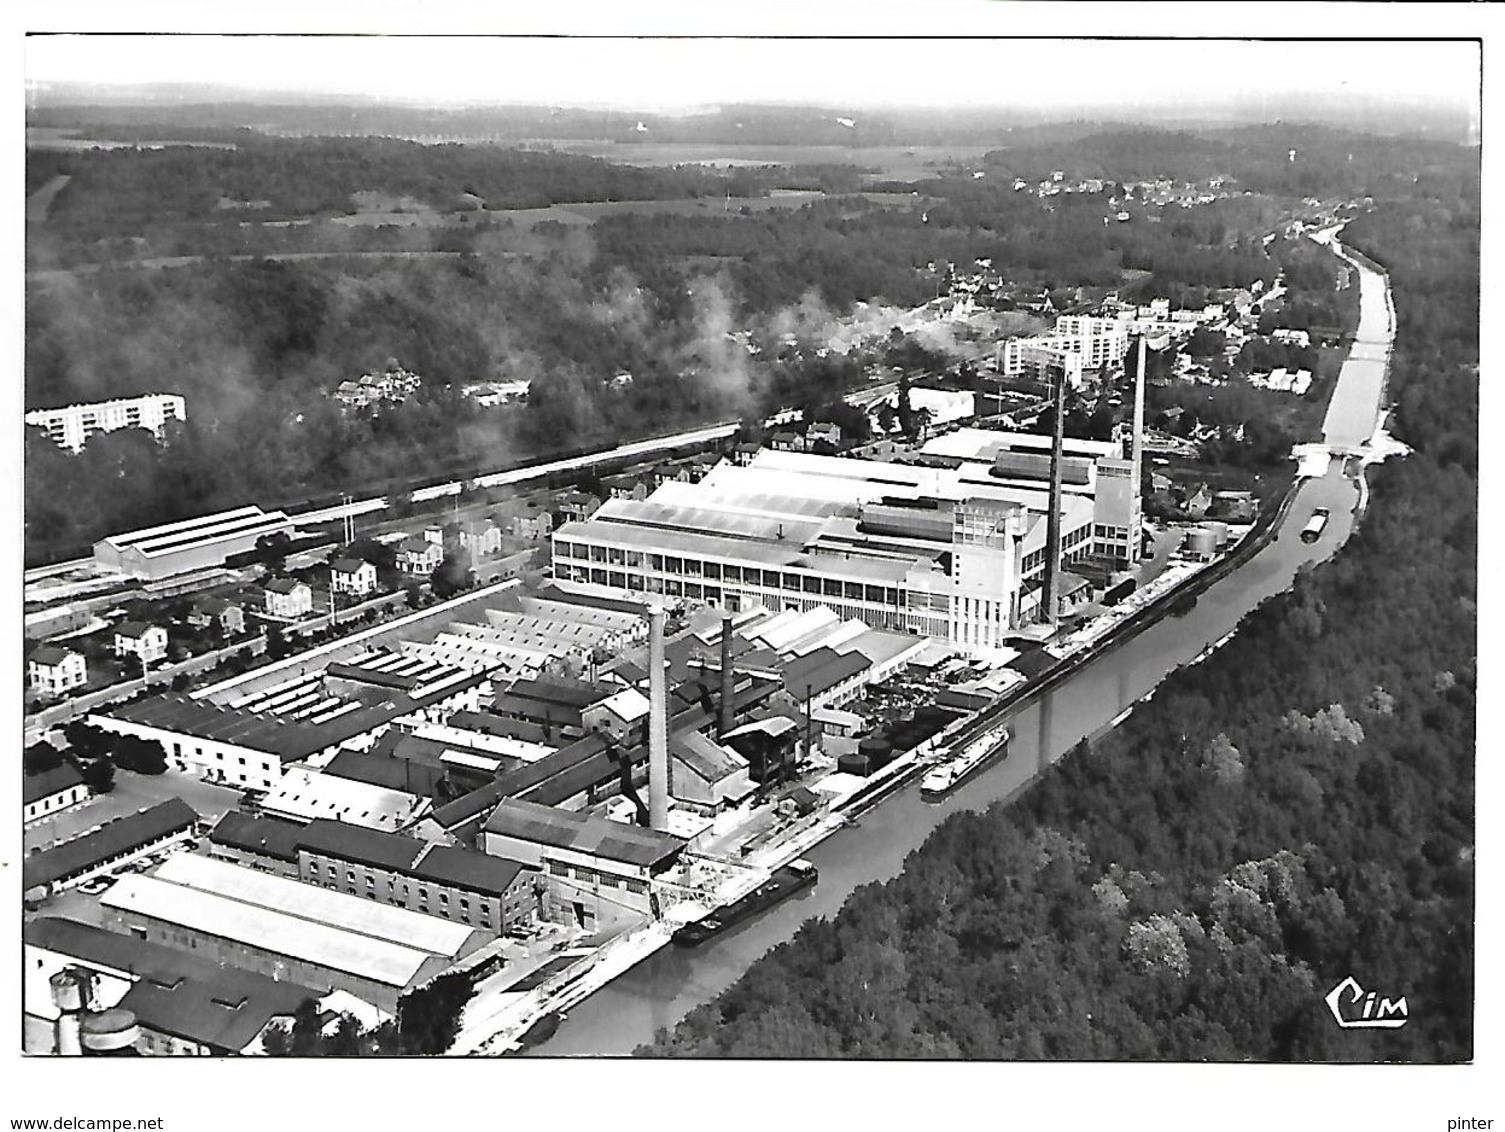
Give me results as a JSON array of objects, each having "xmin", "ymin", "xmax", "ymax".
[{"xmin": 522, "ymin": 142, "xmax": 996, "ymax": 180}]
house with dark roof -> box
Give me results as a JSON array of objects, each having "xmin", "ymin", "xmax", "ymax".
[
  {"xmin": 264, "ymin": 576, "xmax": 313, "ymax": 619},
  {"xmin": 28, "ymin": 645, "xmax": 87, "ymax": 698},
  {"xmin": 481, "ymin": 797, "xmax": 685, "ymax": 920},
  {"xmin": 23, "ymin": 763, "xmax": 89, "ymax": 824},
  {"xmin": 186, "ymin": 596, "xmax": 246, "ymax": 637},
  {"xmin": 330, "ymin": 557, "xmax": 378, "ymax": 598},
  {"xmin": 555, "ymin": 490, "xmax": 602, "ymax": 524},
  {"xmin": 22, "ymin": 798, "xmax": 197, "ymax": 894},
  {"xmin": 397, "ymin": 536, "xmax": 444, "ymax": 577},
  {"xmin": 113, "ymin": 621, "xmax": 167, "ymax": 664},
  {"xmin": 24, "ymin": 917, "xmax": 328, "ymax": 1056}
]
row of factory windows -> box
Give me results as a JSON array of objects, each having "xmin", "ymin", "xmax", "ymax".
[
  {"xmin": 545, "ymin": 860, "xmax": 649, "ymax": 894},
  {"xmin": 553, "ymin": 560, "xmax": 904, "ymax": 606},
  {"xmin": 303, "ymin": 859, "xmax": 526, "ymax": 927},
  {"xmin": 1020, "ymin": 523, "xmax": 1094, "ymax": 576}
]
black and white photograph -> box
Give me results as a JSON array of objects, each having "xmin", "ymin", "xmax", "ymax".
[{"xmin": 8, "ymin": 5, "xmax": 1495, "ymax": 1130}]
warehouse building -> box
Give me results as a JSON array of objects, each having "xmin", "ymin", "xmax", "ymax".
[
  {"xmin": 94, "ymin": 505, "xmax": 295, "ymax": 581},
  {"xmin": 99, "ymin": 854, "xmax": 486, "ymax": 1013},
  {"xmin": 23, "ymin": 798, "xmax": 198, "ymax": 896},
  {"xmin": 481, "ymin": 798, "xmax": 687, "ymax": 920}
]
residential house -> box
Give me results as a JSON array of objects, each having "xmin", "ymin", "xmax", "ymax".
[
  {"xmin": 555, "ymin": 491, "xmax": 602, "ymax": 524},
  {"xmin": 186, "ymin": 597, "xmax": 245, "ymax": 637},
  {"xmin": 768, "ymin": 431, "xmax": 806, "ymax": 452},
  {"xmin": 330, "ymin": 558, "xmax": 379, "ymax": 598},
  {"xmin": 113, "ymin": 622, "xmax": 168, "ymax": 666},
  {"xmin": 505, "ymin": 513, "xmax": 548, "ymax": 545},
  {"xmin": 807, "ymin": 422, "xmax": 842, "ymax": 449},
  {"xmin": 28, "ymin": 645, "xmax": 87, "ymax": 698},
  {"xmin": 601, "ymin": 474, "xmax": 650, "ymax": 502},
  {"xmin": 1183, "ymin": 483, "xmax": 1214, "ymax": 519},
  {"xmin": 731, "ymin": 442, "xmax": 761, "ymax": 467},
  {"xmin": 397, "ymin": 537, "xmax": 444, "ymax": 577},
  {"xmin": 264, "ymin": 578, "xmax": 313, "ymax": 620}
]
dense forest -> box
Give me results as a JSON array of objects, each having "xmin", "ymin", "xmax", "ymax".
[
  {"xmin": 24, "ymin": 125, "xmax": 1446, "ymax": 565},
  {"xmin": 641, "ymin": 164, "xmax": 1477, "ymax": 1060}
]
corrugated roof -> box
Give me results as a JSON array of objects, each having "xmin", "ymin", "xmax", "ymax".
[
  {"xmin": 101, "ymin": 873, "xmax": 439, "ymax": 989},
  {"xmin": 483, "ymin": 798, "xmax": 685, "ymax": 869},
  {"xmin": 151, "ymin": 853, "xmax": 478, "ymax": 957},
  {"xmin": 23, "ymin": 798, "xmax": 197, "ymax": 891},
  {"xmin": 781, "ymin": 647, "xmax": 871, "ymax": 699}
]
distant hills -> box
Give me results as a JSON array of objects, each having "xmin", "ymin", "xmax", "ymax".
[{"xmin": 26, "ymin": 85, "xmax": 1474, "ymax": 147}]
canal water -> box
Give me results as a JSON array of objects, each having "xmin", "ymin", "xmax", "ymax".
[{"xmin": 532, "ymin": 240, "xmax": 1394, "ymax": 1056}]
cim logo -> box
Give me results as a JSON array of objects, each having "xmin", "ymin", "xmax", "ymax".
[{"xmin": 1325, "ymin": 976, "xmax": 1409, "ymax": 1030}]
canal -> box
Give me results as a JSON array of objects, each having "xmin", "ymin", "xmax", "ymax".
[{"xmin": 532, "ymin": 236, "xmax": 1395, "ymax": 1056}]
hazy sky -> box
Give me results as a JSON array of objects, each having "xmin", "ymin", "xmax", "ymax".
[{"xmin": 24, "ymin": 33, "xmax": 1481, "ymax": 117}]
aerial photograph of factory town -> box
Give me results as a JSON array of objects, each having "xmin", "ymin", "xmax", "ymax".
[{"xmin": 15, "ymin": 25, "xmax": 1483, "ymax": 1127}]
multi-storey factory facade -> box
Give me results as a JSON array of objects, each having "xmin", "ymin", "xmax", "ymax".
[{"xmin": 551, "ymin": 434, "xmax": 1141, "ymax": 652}]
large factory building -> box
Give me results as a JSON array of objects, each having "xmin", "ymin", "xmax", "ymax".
[{"xmin": 550, "ymin": 432, "xmax": 1143, "ymax": 651}]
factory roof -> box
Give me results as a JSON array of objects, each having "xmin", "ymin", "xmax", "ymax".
[
  {"xmin": 23, "ymin": 763, "xmax": 86, "ymax": 807},
  {"xmin": 105, "ymin": 695, "xmax": 381, "ymax": 764},
  {"xmin": 670, "ymin": 731, "xmax": 746, "ymax": 784},
  {"xmin": 100, "ymin": 873, "xmax": 443, "ymax": 990},
  {"xmin": 921, "ymin": 426, "xmax": 1123, "ymax": 462},
  {"xmin": 151, "ymin": 852, "xmax": 479, "ymax": 957},
  {"xmin": 409, "ymin": 845, "xmax": 529, "ymax": 898},
  {"xmin": 23, "ymin": 798, "xmax": 197, "ymax": 891},
  {"xmin": 96, "ymin": 506, "xmax": 293, "ymax": 561},
  {"xmin": 295, "ymin": 818, "xmax": 428, "ymax": 872},
  {"xmin": 25, "ymin": 917, "xmax": 325, "ymax": 1053},
  {"xmin": 209, "ymin": 810, "xmax": 308, "ymax": 862},
  {"xmin": 323, "ymin": 748, "xmax": 449, "ymax": 797},
  {"xmin": 781, "ymin": 647, "xmax": 871, "ymax": 699},
  {"xmin": 260, "ymin": 766, "xmax": 428, "ymax": 830},
  {"xmin": 483, "ymin": 798, "xmax": 686, "ymax": 869}
]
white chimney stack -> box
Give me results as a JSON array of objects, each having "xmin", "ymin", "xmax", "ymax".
[{"xmin": 647, "ymin": 606, "xmax": 670, "ymax": 829}]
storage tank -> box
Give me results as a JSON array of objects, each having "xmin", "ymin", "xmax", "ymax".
[
  {"xmin": 1204, "ymin": 521, "xmax": 1230, "ymax": 548},
  {"xmin": 1184, "ymin": 527, "xmax": 1218, "ymax": 559},
  {"xmin": 80, "ymin": 1007, "xmax": 140, "ymax": 1054}
]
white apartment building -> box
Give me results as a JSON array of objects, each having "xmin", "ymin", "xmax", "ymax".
[{"xmin": 26, "ymin": 394, "xmax": 186, "ymax": 453}]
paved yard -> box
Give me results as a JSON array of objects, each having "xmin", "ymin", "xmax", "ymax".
[{"xmin": 24, "ymin": 768, "xmax": 243, "ymax": 854}]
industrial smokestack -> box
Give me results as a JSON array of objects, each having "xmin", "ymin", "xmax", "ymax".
[
  {"xmin": 1042, "ymin": 362, "xmax": 1065, "ymax": 626},
  {"xmin": 1130, "ymin": 335, "xmax": 1147, "ymax": 566},
  {"xmin": 647, "ymin": 606, "xmax": 670, "ymax": 830},
  {"xmin": 718, "ymin": 611, "xmax": 735, "ymax": 738}
]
